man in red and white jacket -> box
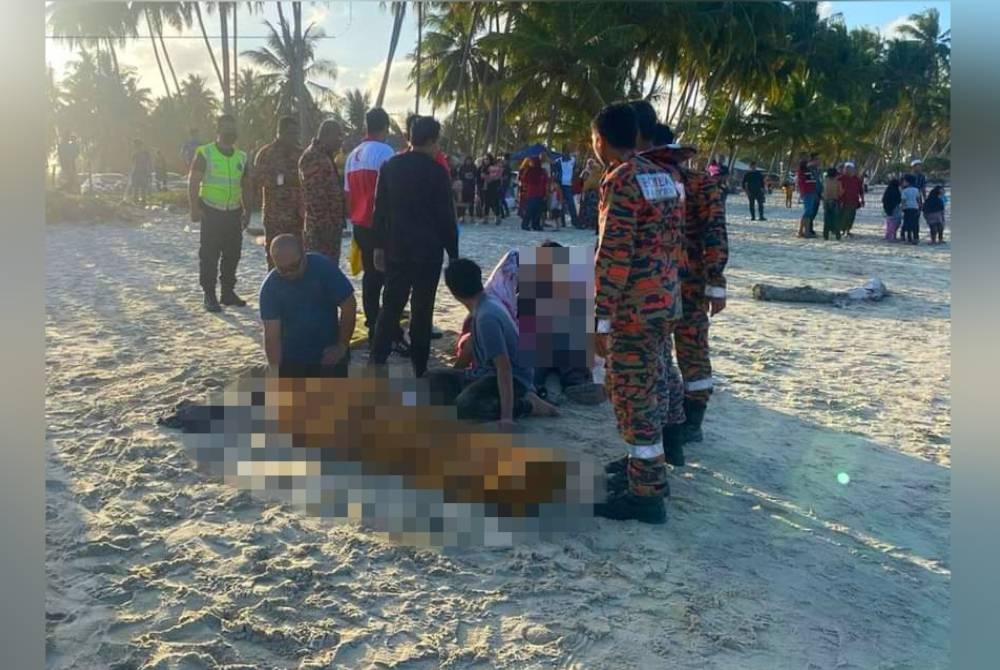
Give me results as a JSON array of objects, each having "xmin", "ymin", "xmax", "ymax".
[{"xmin": 344, "ymin": 108, "xmax": 396, "ymax": 344}]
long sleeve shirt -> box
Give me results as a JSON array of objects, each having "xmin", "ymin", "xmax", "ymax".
[
  {"xmin": 595, "ymin": 153, "xmax": 683, "ymax": 331},
  {"xmin": 372, "ymin": 151, "xmax": 458, "ymax": 263},
  {"xmin": 298, "ymin": 139, "xmax": 345, "ymax": 235}
]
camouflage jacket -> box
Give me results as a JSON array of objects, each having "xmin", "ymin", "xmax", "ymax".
[
  {"xmin": 595, "ymin": 152, "xmax": 684, "ymax": 331},
  {"xmin": 642, "ymin": 145, "xmax": 729, "ymax": 299}
]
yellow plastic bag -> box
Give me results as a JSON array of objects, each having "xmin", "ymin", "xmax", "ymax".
[{"xmin": 349, "ymin": 237, "xmax": 363, "ymax": 276}]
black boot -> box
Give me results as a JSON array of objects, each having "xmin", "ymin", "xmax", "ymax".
[
  {"xmin": 203, "ymin": 291, "xmax": 222, "ymax": 313},
  {"xmin": 663, "ymin": 423, "xmax": 686, "ymax": 467},
  {"xmin": 220, "ymin": 290, "xmax": 247, "ymax": 307},
  {"xmin": 595, "ymin": 489, "xmax": 666, "ymax": 524},
  {"xmin": 682, "ymin": 398, "xmax": 708, "ymax": 444},
  {"xmin": 606, "ymin": 469, "xmax": 671, "ymax": 498},
  {"xmin": 604, "ymin": 455, "xmax": 629, "ymax": 476}
]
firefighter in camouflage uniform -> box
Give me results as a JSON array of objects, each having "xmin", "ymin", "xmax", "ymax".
[{"xmin": 591, "ymin": 103, "xmax": 685, "ymax": 525}]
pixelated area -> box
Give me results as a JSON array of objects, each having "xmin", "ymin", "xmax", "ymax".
[
  {"xmin": 517, "ymin": 245, "xmax": 595, "ymax": 370},
  {"xmin": 170, "ymin": 369, "xmax": 603, "ymax": 548}
]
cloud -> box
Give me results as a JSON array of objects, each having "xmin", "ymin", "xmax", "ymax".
[
  {"xmin": 360, "ymin": 58, "xmax": 435, "ymax": 120},
  {"xmin": 817, "ymin": 2, "xmax": 835, "ymax": 20}
]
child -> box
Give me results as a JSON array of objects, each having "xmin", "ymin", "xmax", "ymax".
[
  {"xmin": 783, "ymin": 179, "xmax": 794, "ymax": 208},
  {"xmin": 923, "ymin": 185, "xmax": 946, "ymax": 244},
  {"xmin": 822, "ymin": 167, "xmax": 843, "ymax": 241},
  {"xmin": 881, "ymin": 178, "xmax": 903, "ymax": 241},
  {"xmin": 900, "ymin": 175, "xmax": 922, "ymax": 244},
  {"xmin": 548, "ymin": 182, "xmax": 563, "ymax": 227}
]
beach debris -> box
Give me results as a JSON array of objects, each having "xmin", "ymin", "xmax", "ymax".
[{"xmin": 752, "ymin": 278, "xmax": 888, "ymax": 307}]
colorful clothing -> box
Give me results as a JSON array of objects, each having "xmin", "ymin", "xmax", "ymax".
[
  {"xmin": 595, "ymin": 154, "xmax": 683, "ymax": 331},
  {"xmin": 344, "ymin": 138, "xmax": 395, "ymax": 228},
  {"xmin": 254, "ymin": 139, "xmax": 304, "ymax": 268},
  {"xmin": 299, "ymin": 139, "xmax": 346, "ymax": 266}
]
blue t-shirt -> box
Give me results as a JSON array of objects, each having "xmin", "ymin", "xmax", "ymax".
[
  {"xmin": 259, "ymin": 253, "xmax": 354, "ymax": 364},
  {"xmin": 469, "ymin": 294, "xmax": 534, "ymax": 390}
]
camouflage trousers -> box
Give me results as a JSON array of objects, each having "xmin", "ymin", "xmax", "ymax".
[
  {"xmin": 305, "ymin": 221, "xmax": 345, "ymax": 268},
  {"xmin": 604, "ymin": 326, "xmax": 669, "ymax": 497},
  {"xmin": 658, "ymin": 336, "xmax": 687, "ymax": 426},
  {"xmin": 675, "ymin": 283, "xmax": 713, "ymax": 404},
  {"xmin": 264, "ymin": 218, "xmax": 304, "ymax": 270}
]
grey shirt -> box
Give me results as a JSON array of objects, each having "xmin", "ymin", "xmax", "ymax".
[{"xmin": 469, "ymin": 294, "xmax": 534, "ymax": 390}]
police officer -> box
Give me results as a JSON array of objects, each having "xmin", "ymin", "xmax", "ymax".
[{"xmin": 188, "ymin": 114, "xmax": 252, "ymax": 312}]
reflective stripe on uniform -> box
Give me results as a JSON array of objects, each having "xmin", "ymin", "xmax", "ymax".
[
  {"xmin": 628, "ymin": 442, "xmax": 665, "ymax": 460},
  {"xmin": 685, "ymin": 378, "xmax": 714, "ymax": 392},
  {"xmin": 705, "ymin": 285, "xmax": 726, "ymax": 299}
]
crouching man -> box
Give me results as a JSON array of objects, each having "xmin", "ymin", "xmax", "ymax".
[
  {"xmin": 259, "ymin": 234, "xmax": 357, "ymax": 377},
  {"xmin": 426, "ymin": 258, "xmax": 558, "ymax": 431}
]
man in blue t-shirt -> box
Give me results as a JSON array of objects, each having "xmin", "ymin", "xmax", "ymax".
[
  {"xmin": 426, "ymin": 258, "xmax": 557, "ymax": 430},
  {"xmin": 259, "ymin": 234, "xmax": 357, "ymax": 377}
]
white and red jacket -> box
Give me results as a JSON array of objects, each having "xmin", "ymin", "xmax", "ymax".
[{"xmin": 344, "ymin": 137, "xmax": 395, "ymax": 228}]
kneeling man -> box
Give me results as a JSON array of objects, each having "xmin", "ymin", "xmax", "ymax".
[
  {"xmin": 427, "ymin": 258, "xmax": 557, "ymax": 430},
  {"xmin": 260, "ymin": 234, "xmax": 356, "ymax": 377}
]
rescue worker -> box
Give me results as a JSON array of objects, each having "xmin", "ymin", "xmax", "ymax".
[
  {"xmin": 253, "ymin": 115, "xmax": 305, "ymax": 269},
  {"xmin": 188, "ymin": 114, "xmax": 251, "ymax": 313},
  {"xmin": 591, "ymin": 103, "xmax": 684, "ymax": 524},
  {"xmin": 298, "ymin": 118, "xmax": 347, "ymax": 266}
]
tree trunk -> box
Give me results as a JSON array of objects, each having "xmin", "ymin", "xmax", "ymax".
[
  {"xmin": 145, "ymin": 8, "xmax": 172, "ymax": 98},
  {"xmin": 645, "ymin": 66, "xmax": 660, "ymax": 101},
  {"xmin": 158, "ymin": 26, "xmax": 181, "ymax": 96},
  {"xmin": 707, "ymin": 90, "xmax": 738, "ymax": 160},
  {"xmin": 194, "ymin": 3, "xmax": 226, "ymax": 101},
  {"xmin": 294, "ymin": 2, "xmax": 307, "ymax": 139},
  {"xmin": 664, "ymin": 72, "xmax": 676, "ymax": 118},
  {"xmin": 452, "ymin": 3, "xmax": 481, "ymax": 122},
  {"xmin": 220, "ymin": 3, "xmax": 232, "ymax": 113},
  {"xmin": 415, "ymin": 2, "xmax": 422, "ymax": 114},
  {"xmin": 232, "ymin": 4, "xmax": 238, "ymax": 107},
  {"xmin": 107, "ymin": 39, "xmax": 120, "ymax": 76},
  {"xmin": 376, "ymin": 3, "xmax": 406, "ymax": 109}
]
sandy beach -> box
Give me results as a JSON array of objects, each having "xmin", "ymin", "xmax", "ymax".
[{"xmin": 45, "ymin": 195, "xmax": 950, "ymax": 669}]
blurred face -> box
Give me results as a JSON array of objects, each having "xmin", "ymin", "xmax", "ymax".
[
  {"xmin": 273, "ymin": 247, "xmax": 305, "ymax": 279},
  {"xmin": 279, "ymin": 121, "xmax": 300, "ymax": 142},
  {"xmin": 218, "ymin": 120, "xmax": 238, "ymax": 145},
  {"xmin": 590, "ymin": 128, "xmax": 608, "ymax": 167},
  {"xmin": 320, "ymin": 124, "xmax": 344, "ymax": 154}
]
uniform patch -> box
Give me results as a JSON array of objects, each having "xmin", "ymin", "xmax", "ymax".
[{"xmin": 637, "ymin": 173, "xmax": 679, "ymax": 203}]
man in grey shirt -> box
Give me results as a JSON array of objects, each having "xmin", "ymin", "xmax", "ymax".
[{"xmin": 426, "ymin": 259, "xmax": 557, "ymax": 430}]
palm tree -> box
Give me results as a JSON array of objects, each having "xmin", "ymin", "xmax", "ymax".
[
  {"xmin": 242, "ymin": 10, "xmax": 338, "ymax": 139},
  {"xmin": 376, "ymin": 2, "xmax": 407, "ymax": 109},
  {"xmin": 47, "ymin": 1, "xmax": 140, "ymax": 76},
  {"xmin": 340, "ymin": 88, "xmax": 372, "ymax": 142}
]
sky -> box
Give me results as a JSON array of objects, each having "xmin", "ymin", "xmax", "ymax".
[{"xmin": 45, "ymin": 1, "xmax": 951, "ymax": 121}]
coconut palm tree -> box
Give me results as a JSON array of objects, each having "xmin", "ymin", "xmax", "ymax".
[
  {"xmin": 340, "ymin": 88, "xmax": 372, "ymax": 142},
  {"xmin": 376, "ymin": 2, "xmax": 408, "ymax": 109},
  {"xmin": 242, "ymin": 11, "xmax": 338, "ymax": 139},
  {"xmin": 47, "ymin": 1, "xmax": 139, "ymax": 76}
]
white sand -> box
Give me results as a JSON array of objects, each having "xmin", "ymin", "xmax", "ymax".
[{"xmin": 46, "ymin": 195, "xmax": 949, "ymax": 669}]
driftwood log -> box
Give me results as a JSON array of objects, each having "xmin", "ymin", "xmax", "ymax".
[{"xmin": 752, "ymin": 278, "xmax": 888, "ymax": 307}]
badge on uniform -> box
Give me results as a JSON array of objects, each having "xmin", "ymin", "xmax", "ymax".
[{"xmin": 637, "ymin": 173, "xmax": 679, "ymax": 203}]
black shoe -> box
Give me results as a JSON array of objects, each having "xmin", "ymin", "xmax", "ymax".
[
  {"xmin": 604, "ymin": 455, "xmax": 628, "ymax": 476},
  {"xmin": 760, "ymin": 217, "xmax": 767, "ymax": 221},
  {"xmin": 220, "ymin": 291, "xmax": 247, "ymax": 307},
  {"xmin": 595, "ymin": 489, "xmax": 666, "ymax": 524},
  {"xmin": 682, "ymin": 398, "xmax": 707, "ymax": 445},
  {"xmin": 663, "ymin": 424, "xmax": 686, "ymax": 467},
  {"xmin": 607, "ymin": 470, "xmax": 671, "ymax": 498},
  {"xmin": 750, "ymin": 217, "xmax": 756, "ymax": 221},
  {"xmin": 391, "ymin": 337, "xmax": 411, "ymax": 359},
  {"xmin": 203, "ymin": 292, "xmax": 222, "ymax": 313}
]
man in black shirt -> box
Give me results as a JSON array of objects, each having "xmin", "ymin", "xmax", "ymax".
[
  {"xmin": 741, "ymin": 161, "xmax": 767, "ymax": 221},
  {"xmin": 371, "ymin": 116, "xmax": 459, "ymax": 377}
]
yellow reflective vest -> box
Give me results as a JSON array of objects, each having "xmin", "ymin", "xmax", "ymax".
[{"xmin": 197, "ymin": 142, "xmax": 247, "ymax": 211}]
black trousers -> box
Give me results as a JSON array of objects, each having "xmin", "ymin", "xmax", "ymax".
[
  {"xmin": 425, "ymin": 368, "xmax": 532, "ymax": 421},
  {"xmin": 372, "ymin": 258, "xmax": 443, "ymax": 377},
  {"xmin": 198, "ymin": 203, "xmax": 243, "ymax": 294},
  {"xmin": 351, "ymin": 224, "xmax": 385, "ymax": 336},
  {"xmin": 902, "ymin": 209, "xmax": 921, "ymax": 243},
  {"xmin": 748, "ymin": 190, "xmax": 765, "ymax": 219}
]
